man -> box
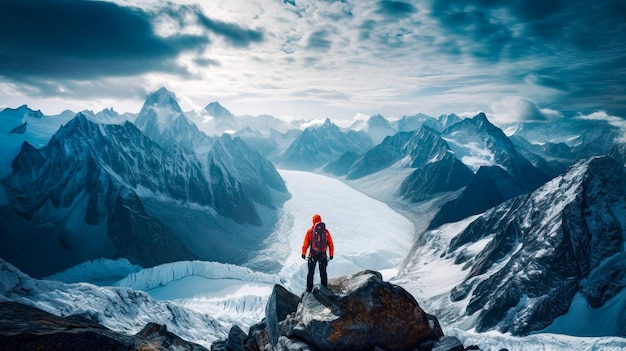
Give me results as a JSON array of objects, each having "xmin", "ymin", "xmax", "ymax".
[{"xmin": 301, "ymin": 214, "xmax": 334, "ymax": 292}]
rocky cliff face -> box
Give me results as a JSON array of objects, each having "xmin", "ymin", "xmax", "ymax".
[
  {"xmin": 455, "ymin": 156, "xmax": 626, "ymax": 335},
  {"xmin": 213, "ymin": 270, "xmax": 480, "ymax": 351},
  {"xmin": 1, "ymin": 111, "xmax": 287, "ymax": 277},
  {"xmin": 429, "ymin": 113, "xmax": 551, "ymax": 229},
  {"xmin": 402, "ymin": 156, "xmax": 626, "ymax": 337}
]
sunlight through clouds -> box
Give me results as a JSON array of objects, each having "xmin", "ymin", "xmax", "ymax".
[{"xmin": 0, "ymin": 0, "xmax": 624, "ymax": 122}]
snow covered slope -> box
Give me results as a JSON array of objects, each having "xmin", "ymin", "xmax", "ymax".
[
  {"xmin": 0, "ymin": 259, "xmax": 228, "ymax": 348},
  {"xmin": 395, "ymin": 156, "xmax": 626, "ymax": 337}
]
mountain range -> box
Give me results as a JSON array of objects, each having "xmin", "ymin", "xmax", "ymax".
[
  {"xmin": 1, "ymin": 87, "xmax": 625, "ymax": 348},
  {"xmin": 396, "ymin": 156, "xmax": 626, "ymax": 336},
  {"xmin": 0, "ymin": 88, "xmax": 289, "ymax": 278}
]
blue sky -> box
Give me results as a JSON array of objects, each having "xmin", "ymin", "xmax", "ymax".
[{"xmin": 0, "ymin": 0, "xmax": 624, "ymax": 124}]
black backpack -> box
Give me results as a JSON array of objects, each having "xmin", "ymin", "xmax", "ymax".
[{"xmin": 311, "ymin": 222, "xmax": 327, "ymax": 254}]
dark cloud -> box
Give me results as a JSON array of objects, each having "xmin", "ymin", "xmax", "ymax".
[
  {"xmin": 0, "ymin": 0, "xmax": 207, "ymax": 80},
  {"xmin": 376, "ymin": 1, "xmax": 417, "ymax": 17},
  {"xmin": 0, "ymin": 0, "xmax": 263, "ymax": 82},
  {"xmin": 430, "ymin": 0, "xmax": 626, "ymax": 116}
]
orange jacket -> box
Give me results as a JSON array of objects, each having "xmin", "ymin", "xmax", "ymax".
[{"xmin": 302, "ymin": 214, "xmax": 334, "ymax": 257}]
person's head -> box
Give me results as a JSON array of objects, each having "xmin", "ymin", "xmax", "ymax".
[{"xmin": 312, "ymin": 214, "xmax": 322, "ymax": 224}]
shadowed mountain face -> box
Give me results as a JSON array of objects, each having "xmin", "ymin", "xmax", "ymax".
[
  {"xmin": 277, "ymin": 118, "xmax": 373, "ymax": 171},
  {"xmin": 1, "ymin": 102, "xmax": 288, "ymax": 277}
]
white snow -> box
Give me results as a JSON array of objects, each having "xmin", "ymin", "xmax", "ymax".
[{"xmin": 442, "ymin": 136, "xmax": 498, "ymax": 172}]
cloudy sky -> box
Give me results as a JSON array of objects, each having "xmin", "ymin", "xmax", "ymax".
[{"xmin": 0, "ymin": 0, "xmax": 625, "ymax": 124}]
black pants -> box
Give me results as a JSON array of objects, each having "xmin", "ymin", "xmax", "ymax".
[{"xmin": 306, "ymin": 253, "xmax": 328, "ymax": 292}]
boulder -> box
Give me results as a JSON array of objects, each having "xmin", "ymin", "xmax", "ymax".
[
  {"xmin": 266, "ymin": 284, "xmax": 302, "ymax": 347},
  {"xmin": 290, "ymin": 270, "xmax": 443, "ymax": 351},
  {"xmin": 226, "ymin": 325, "xmax": 250, "ymax": 351}
]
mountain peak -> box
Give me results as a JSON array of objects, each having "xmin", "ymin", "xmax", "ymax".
[
  {"xmin": 472, "ymin": 112, "xmax": 489, "ymax": 125},
  {"xmin": 143, "ymin": 87, "xmax": 182, "ymax": 113},
  {"xmin": 367, "ymin": 114, "xmax": 391, "ymax": 128},
  {"xmin": 204, "ymin": 101, "xmax": 234, "ymax": 120}
]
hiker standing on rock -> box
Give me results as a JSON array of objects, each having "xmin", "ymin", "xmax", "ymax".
[{"xmin": 302, "ymin": 214, "xmax": 335, "ymax": 293}]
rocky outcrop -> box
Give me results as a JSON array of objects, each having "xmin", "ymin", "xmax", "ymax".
[
  {"xmin": 213, "ymin": 270, "xmax": 479, "ymax": 351},
  {"xmin": 0, "ymin": 301, "xmax": 208, "ymax": 351}
]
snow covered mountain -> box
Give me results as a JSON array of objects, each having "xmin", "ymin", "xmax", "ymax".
[
  {"xmin": 134, "ymin": 87, "xmax": 211, "ymax": 149},
  {"xmin": 206, "ymin": 133, "xmax": 289, "ymax": 213},
  {"xmin": 504, "ymin": 117, "xmax": 620, "ymax": 162},
  {"xmin": 187, "ymin": 101, "xmax": 300, "ymax": 137},
  {"xmin": 428, "ymin": 113, "xmax": 551, "ymax": 228},
  {"xmin": 328, "ymin": 113, "xmax": 553, "ymax": 229},
  {"xmin": 276, "ymin": 118, "xmax": 373, "ymax": 171},
  {"xmin": 0, "ymin": 111, "xmax": 288, "ymax": 277},
  {"xmin": 0, "ymin": 105, "xmax": 43, "ymax": 135},
  {"xmin": 396, "ymin": 156, "xmax": 626, "ymax": 336}
]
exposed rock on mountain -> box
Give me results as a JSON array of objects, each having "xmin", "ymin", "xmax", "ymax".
[
  {"xmin": 0, "ymin": 259, "xmax": 228, "ymax": 348},
  {"xmin": 399, "ymin": 155, "xmax": 474, "ymax": 202},
  {"xmin": 347, "ymin": 126, "xmax": 456, "ymax": 180},
  {"xmin": 428, "ymin": 165, "xmax": 525, "ymax": 229},
  {"xmin": 0, "ymin": 301, "xmax": 208, "ymax": 351},
  {"xmin": 429, "ymin": 113, "xmax": 551, "ymax": 228},
  {"xmin": 213, "ymin": 270, "xmax": 478, "ymax": 351},
  {"xmin": 1, "ymin": 111, "xmax": 287, "ymax": 277},
  {"xmin": 344, "ymin": 126, "xmax": 474, "ymax": 203},
  {"xmin": 1, "ymin": 114, "xmax": 198, "ymax": 276},
  {"xmin": 404, "ymin": 156, "xmax": 626, "ymax": 337},
  {"xmin": 208, "ymin": 134, "xmax": 288, "ymax": 210}
]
